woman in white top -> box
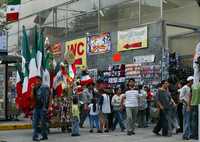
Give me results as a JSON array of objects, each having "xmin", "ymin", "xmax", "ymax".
[
  {"xmin": 122, "ymin": 78, "xmax": 139, "ymax": 135},
  {"xmin": 88, "ymin": 98, "xmax": 101, "ymax": 133}
]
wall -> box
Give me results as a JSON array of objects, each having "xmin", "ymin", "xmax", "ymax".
[{"xmin": 59, "ymin": 21, "xmax": 164, "ymax": 70}]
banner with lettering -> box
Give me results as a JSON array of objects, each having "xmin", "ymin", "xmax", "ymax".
[
  {"xmin": 65, "ymin": 38, "xmax": 87, "ymax": 69},
  {"xmin": 117, "ymin": 26, "xmax": 148, "ymax": 52},
  {"xmin": 87, "ymin": 32, "xmax": 111, "ymax": 55}
]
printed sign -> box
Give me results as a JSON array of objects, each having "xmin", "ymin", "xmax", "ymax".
[
  {"xmin": 133, "ymin": 54, "xmax": 155, "ymax": 64},
  {"xmin": 87, "ymin": 32, "xmax": 111, "ymax": 55},
  {"xmin": 117, "ymin": 26, "xmax": 148, "ymax": 52},
  {"xmin": 65, "ymin": 38, "xmax": 87, "ymax": 69}
]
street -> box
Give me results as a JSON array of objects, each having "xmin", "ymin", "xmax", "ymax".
[{"xmin": 0, "ymin": 126, "xmax": 197, "ymax": 142}]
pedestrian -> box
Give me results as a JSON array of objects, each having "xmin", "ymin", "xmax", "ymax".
[
  {"xmin": 153, "ymin": 80, "xmax": 175, "ymax": 137},
  {"xmin": 179, "ymin": 76, "xmax": 193, "ymax": 140},
  {"xmin": 71, "ymin": 96, "xmax": 80, "ymax": 136},
  {"xmin": 79, "ymin": 84, "xmax": 93, "ymax": 128},
  {"xmin": 111, "ymin": 86, "xmax": 126, "ymax": 132},
  {"xmin": 32, "ymin": 76, "xmax": 51, "ymax": 141},
  {"xmin": 144, "ymin": 86, "xmax": 153, "ymax": 125},
  {"xmin": 122, "ymin": 78, "xmax": 139, "ymax": 135},
  {"xmin": 176, "ymin": 81, "xmax": 183, "ymax": 133},
  {"xmin": 99, "ymin": 90, "xmax": 111, "ymax": 133},
  {"xmin": 138, "ymin": 85, "xmax": 148, "ymax": 128},
  {"xmin": 88, "ymin": 98, "xmax": 101, "ymax": 133}
]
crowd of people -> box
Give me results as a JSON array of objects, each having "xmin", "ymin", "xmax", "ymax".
[{"xmin": 31, "ymin": 75, "xmax": 199, "ymax": 141}]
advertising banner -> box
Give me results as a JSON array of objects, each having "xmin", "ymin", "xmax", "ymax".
[
  {"xmin": 117, "ymin": 26, "xmax": 148, "ymax": 52},
  {"xmin": 87, "ymin": 32, "xmax": 112, "ymax": 55},
  {"xmin": 65, "ymin": 38, "xmax": 87, "ymax": 69}
]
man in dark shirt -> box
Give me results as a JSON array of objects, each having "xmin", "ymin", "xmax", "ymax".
[
  {"xmin": 153, "ymin": 80, "xmax": 175, "ymax": 137},
  {"xmin": 32, "ymin": 76, "xmax": 51, "ymax": 141}
]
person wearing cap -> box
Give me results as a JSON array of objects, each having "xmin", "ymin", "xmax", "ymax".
[{"xmin": 179, "ymin": 76, "xmax": 193, "ymax": 140}]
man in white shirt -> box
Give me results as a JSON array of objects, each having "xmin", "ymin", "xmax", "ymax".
[{"xmin": 179, "ymin": 76, "xmax": 193, "ymax": 140}]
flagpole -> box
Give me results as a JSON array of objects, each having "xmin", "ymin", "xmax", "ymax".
[{"xmin": 199, "ymin": 104, "xmax": 200, "ymax": 142}]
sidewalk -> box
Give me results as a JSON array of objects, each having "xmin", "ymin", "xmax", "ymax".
[{"xmin": 0, "ymin": 118, "xmax": 31, "ymax": 131}]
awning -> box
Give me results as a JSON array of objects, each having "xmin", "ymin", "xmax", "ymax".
[{"xmin": 0, "ymin": 55, "xmax": 21, "ymax": 64}]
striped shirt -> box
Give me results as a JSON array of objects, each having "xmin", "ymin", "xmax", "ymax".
[{"xmin": 125, "ymin": 90, "xmax": 139, "ymax": 107}]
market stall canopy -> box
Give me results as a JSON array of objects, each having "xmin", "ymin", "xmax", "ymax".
[{"xmin": 0, "ymin": 55, "xmax": 21, "ymax": 64}]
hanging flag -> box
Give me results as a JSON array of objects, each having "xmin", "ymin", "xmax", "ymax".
[
  {"xmin": 80, "ymin": 70, "xmax": 93, "ymax": 86},
  {"xmin": 6, "ymin": 0, "xmax": 21, "ymax": 22}
]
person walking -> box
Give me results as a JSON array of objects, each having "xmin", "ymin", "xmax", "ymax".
[
  {"xmin": 111, "ymin": 87, "xmax": 126, "ymax": 132},
  {"xmin": 122, "ymin": 79, "xmax": 139, "ymax": 135},
  {"xmin": 32, "ymin": 76, "xmax": 51, "ymax": 141},
  {"xmin": 88, "ymin": 98, "xmax": 101, "ymax": 133},
  {"xmin": 138, "ymin": 85, "xmax": 148, "ymax": 128},
  {"xmin": 99, "ymin": 90, "xmax": 111, "ymax": 133},
  {"xmin": 153, "ymin": 80, "xmax": 175, "ymax": 137},
  {"xmin": 179, "ymin": 76, "xmax": 193, "ymax": 140},
  {"xmin": 71, "ymin": 97, "xmax": 80, "ymax": 136}
]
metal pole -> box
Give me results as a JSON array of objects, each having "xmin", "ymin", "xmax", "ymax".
[
  {"xmin": 98, "ymin": 0, "xmax": 101, "ymax": 33},
  {"xmin": 139, "ymin": 0, "xmax": 141, "ymax": 24},
  {"xmin": 160, "ymin": 0, "xmax": 163, "ymax": 19},
  {"xmin": 199, "ymin": 104, "xmax": 200, "ymax": 142}
]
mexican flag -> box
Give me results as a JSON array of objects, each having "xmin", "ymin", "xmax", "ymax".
[
  {"xmin": 15, "ymin": 63, "xmax": 23, "ymax": 109},
  {"xmin": 6, "ymin": 0, "xmax": 21, "ymax": 22},
  {"xmin": 28, "ymin": 26, "xmax": 39, "ymax": 94},
  {"xmin": 42, "ymin": 52, "xmax": 53, "ymax": 87},
  {"xmin": 68, "ymin": 64, "xmax": 76, "ymax": 80},
  {"xmin": 36, "ymin": 31, "xmax": 44, "ymax": 77},
  {"xmin": 21, "ymin": 26, "xmax": 31, "ymax": 95}
]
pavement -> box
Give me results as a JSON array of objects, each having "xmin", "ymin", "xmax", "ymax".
[{"xmin": 0, "ymin": 127, "xmax": 198, "ymax": 142}]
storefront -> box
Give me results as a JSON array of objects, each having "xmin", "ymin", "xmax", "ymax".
[{"xmin": 0, "ymin": 55, "xmax": 21, "ymax": 120}]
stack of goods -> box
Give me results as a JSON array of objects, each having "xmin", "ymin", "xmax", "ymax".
[{"xmin": 125, "ymin": 64, "xmax": 142, "ymax": 82}]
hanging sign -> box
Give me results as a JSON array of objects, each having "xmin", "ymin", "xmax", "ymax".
[
  {"xmin": 133, "ymin": 54, "xmax": 155, "ymax": 64},
  {"xmin": 117, "ymin": 26, "xmax": 148, "ymax": 52},
  {"xmin": 87, "ymin": 32, "xmax": 112, "ymax": 55},
  {"xmin": 65, "ymin": 38, "xmax": 87, "ymax": 69}
]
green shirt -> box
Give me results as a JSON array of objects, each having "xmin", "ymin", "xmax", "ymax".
[
  {"xmin": 191, "ymin": 84, "xmax": 200, "ymax": 106},
  {"xmin": 72, "ymin": 104, "xmax": 80, "ymax": 120}
]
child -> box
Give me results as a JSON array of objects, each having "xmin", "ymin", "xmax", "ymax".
[
  {"xmin": 71, "ymin": 97, "xmax": 80, "ymax": 136},
  {"xmin": 88, "ymin": 98, "xmax": 100, "ymax": 133}
]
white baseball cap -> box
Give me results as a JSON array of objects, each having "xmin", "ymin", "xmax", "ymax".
[{"xmin": 187, "ymin": 76, "xmax": 194, "ymax": 81}]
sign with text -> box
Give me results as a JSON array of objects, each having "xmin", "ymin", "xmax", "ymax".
[
  {"xmin": 117, "ymin": 26, "xmax": 148, "ymax": 52},
  {"xmin": 65, "ymin": 38, "xmax": 87, "ymax": 69}
]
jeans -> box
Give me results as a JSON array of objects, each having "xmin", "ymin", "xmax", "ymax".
[
  {"xmin": 138, "ymin": 109, "xmax": 146, "ymax": 128},
  {"xmin": 89, "ymin": 115, "xmax": 99, "ymax": 129},
  {"xmin": 71, "ymin": 116, "xmax": 80, "ymax": 135},
  {"xmin": 182, "ymin": 106, "xmax": 191, "ymax": 139},
  {"xmin": 190, "ymin": 106, "xmax": 198, "ymax": 139},
  {"xmin": 126, "ymin": 107, "xmax": 138, "ymax": 132},
  {"xmin": 113, "ymin": 110, "xmax": 125, "ymax": 130},
  {"xmin": 32, "ymin": 108, "xmax": 48, "ymax": 140},
  {"xmin": 153, "ymin": 110, "xmax": 169, "ymax": 136}
]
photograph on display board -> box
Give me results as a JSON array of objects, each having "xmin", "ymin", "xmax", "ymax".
[
  {"xmin": 87, "ymin": 32, "xmax": 112, "ymax": 55},
  {"xmin": 117, "ymin": 26, "xmax": 148, "ymax": 52}
]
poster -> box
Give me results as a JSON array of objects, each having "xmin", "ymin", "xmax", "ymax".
[
  {"xmin": 50, "ymin": 42, "xmax": 62, "ymax": 56},
  {"xmin": 117, "ymin": 26, "xmax": 148, "ymax": 52},
  {"xmin": 88, "ymin": 69, "xmax": 98, "ymax": 81},
  {"xmin": 65, "ymin": 38, "xmax": 87, "ymax": 69},
  {"xmin": 87, "ymin": 32, "xmax": 111, "ymax": 55},
  {"xmin": 0, "ymin": 31, "xmax": 7, "ymax": 52}
]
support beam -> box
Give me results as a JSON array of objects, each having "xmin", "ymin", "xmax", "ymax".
[{"xmin": 166, "ymin": 21, "xmax": 200, "ymax": 31}]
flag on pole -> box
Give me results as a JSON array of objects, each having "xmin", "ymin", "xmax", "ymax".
[
  {"xmin": 6, "ymin": 0, "xmax": 21, "ymax": 22},
  {"xmin": 28, "ymin": 26, "xmax": 39, "ymax": 94},
  {"xmin": 21, "ymin": 26, "xmax": 31, "ymax": 95},
  {"xmin": 68, "ymin": 64, "xmax": 76, "ymax": 80},
  {"xmin": 36, "ymin": 31, "xmax": 44, "ymax": 77},
  {"xmin": 15, "ymin": 63, "xmax": 23, "ymax": 109}
]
